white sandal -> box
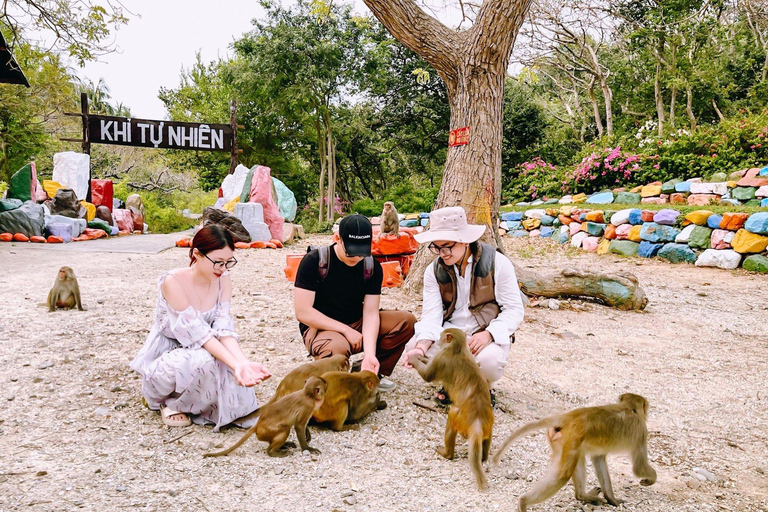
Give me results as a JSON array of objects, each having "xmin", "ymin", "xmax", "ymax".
[{"xmin": 160, "ymin": 405, "xmax": 192, "ymax": 427}]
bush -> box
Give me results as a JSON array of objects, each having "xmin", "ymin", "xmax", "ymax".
[
  {"xmin": 564, "ymin": 146, "xmax": 647, "ymax": 194},
  {"xmin": 113, "ymin": 183, "xmax": 214, "ymax": 234},
  {"xmin": 348, "ymin": 182, "xmax": 438, "ymax": 216},
  {"xmin": 502, "ymin": 157, "xmax": 563, "ymax": 203}
]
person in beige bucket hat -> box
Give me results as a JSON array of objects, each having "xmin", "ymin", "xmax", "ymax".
[{"xmin": 404, "ymin": 206, "xmax": 524, "ymax": 406}]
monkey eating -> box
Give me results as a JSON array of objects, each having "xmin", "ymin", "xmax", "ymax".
[
  {"xmin": 204, "ymin": 376, "xmax": 327, "ymax": 458},
  {"xmin": 492, "ymin": 393, "xmax": 657, "ymax": 511},
  {"xmin": 312, "ymin": 370, "xmax": 385, "ymax": 431},
  {"xmin": 47, "ymin": 266, "xmax": 85, "ymax": 312},
  {"xmin": 407, "ymin": 328, "xmax": 494, "ymax": 491},
  {"xmin": 379, "ymin": 201, "xmax": 400, "ymax": 237}
]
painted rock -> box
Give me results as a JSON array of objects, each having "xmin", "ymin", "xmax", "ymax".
[
  {"xmin": 511, "ymin": 230, "xmax": 529, "ymax": 238},
  {"xmin": 719, "ymin": 198, "xmax": 741, "ymax": 206},
  {"xmin": 530, "ymin": 199, "xmax": 544, "ymax": 206},
  {"xmin": 586, "ymin": 192, "xmax": 614, "ymax": 204},
  {"xmin": 762, "ymin": 198, "xmax": 768, "ymax": 207},
  {"xmin": 610, "ymin": 209, "xmax": 633, "ymax": 226},
  {"xmin": 710, "ymin": 229, "xmax": 733, "ymax": 250},
  {"xmin": 719, "ymin": 212, "xmax": 749, "ymax": 231},
  {"xmin": 728, "ymin": 169, "xmax": 748, "ymax": 180},
  {"xmin": 670, "ymin": 193, "xmax": 687, "ymax": 204},
  {"xmin": 542, "ymin": 198, "xmax": 559, "ymax": 205},
  {"xmin": 640, "ymin": 222, "xmax": 680, "ymax": 243},
  {"xmin": 584, "ymin": 222, "xmax": 606, "ymax": 237},
  {"xmin": 706, "ymin": 214, "xmax": 723, "ymax": 229},
  {"xmin": 558, "ymin": 214, "xmax": 572, "ymax": 226},
  {"xmin": 615, "ymin": 224, "xmax": 633, "ymax": 240},
  {"xmin": 558, "ymin": 226, "xmax": 569, "ymax": 244},
  {"xmin": 653, "ymin": 209, "xmax": 680, "ymax": 226},
  {"xmin": 761, "ymin": 166, "xmax": 768, "ymax": 176},
  {"xmin": 638, "ymin": 241, "xmax": 664, "ymax": 258},
  {"xmin": 525, "ymin": 209, "xmax": 546, "ymax": 219},
  {"xmin": 695, "ymin": 249, "xmax": 742, "ymax": 270},
  {"xmin": 529, "ymin": 229, "xmax": 541, "ymax": 238},
  {"xmin": 571, "ymin": 231, "xmax": 588, "ymax": 248},
  {"xmin": 540, "ymin": 227, "xmax": 555, "ymax": 238},
  {"xmin": 661, "ymin": 179, "xmax": 682, "ymax": 195},
  {"xmin": 582, "ymin": 236, "xmax": 600, "ymax": 252},
  {"xmin": 744, "ymin": 199, "xmax": 762, "ymax": 207},
  {"xmin": 540, "ymin": 214, "xmax": 555, "ymax": 226},
  {"xmin": 578, "ymin": 213, "xmax": 588, "ymax": 222},
  {"xmin": 604, "ymin": 224, "xmax": 617, "ymax": 239},
  {"xmin": 609, "ymin": 240, "xmax": 639, "ymax": 257},
  {"xmin": 641, "ymin": 184, "xmax": 662, "ymax": 197},
  {"xmin": 506, "ymin": 221, "xmax": 522, "ymax": 231},
  {"xmin": 585, "ymin": 211, "xmax": 604, "ymax": 223},
  {"xmin": 689, "ymin": 182, "xmax": 727, "ymax": 196},
  {"xmin": 742, "ymin": 254, "xmax": 768, "ymax": 272},
  {"xmin": 545, "ymin": 208, "xmax": 560, "ymax": 217},
  {"xmin": 688, "ymin": 226, "xmax": 713, "ymax": 249},
  {"xmin": 675, "ymin": 224, "xmax": 696, "ymax": 244},
  {"xmin": 572, "ymin": 193, "xmax": 587, "ymax": 204},
  {"xmin": 522, "ymin": 218, "xmax": 541, "ymax": 230},
  {"xmin": 597, "ymin": 239, "xmax": 611, "ymax": 254},
  {"xmin": 614, "ymin": 192, "xmax": 641, "ymax": 204},
  {"xmin": 731, "ymin": 229, "xmax": 768, "ymax": 253},
  {"xmin": 501, "ymin": 211, "xmax": 523, "ymax": 221},
  {"xmin": 641, "ymin": 197, "xmax": 669, "ymax": 204},
  {"xmin": 675, "ymin": 182, "xmax": 692, "ymax": 193},
  {"xmin": 737, "ymin": 168, "xmax": 768, "ymax": 187},
  {"xmin": 709, "ymin": 172, "xmax": 727, "ymax": 182},
  {"xmin": 630, "ymin": 185, "xmax": 643, "ymax": 194},
  {"xmin": 558, "ymin": 195, "xmax": 573, "ymax": 204},
  {"xmin": 628, "ymin": 209, "xmax": 643, "ymax": 225},
  {"xmin": 685, "ymin": 210, "xmax": 714, "ymax": 226},
  {"xmin": 559, "ymin": 206, "xmax": 575, "ymax": 216},
  {"xmin": 640, "ymin": 210, "xmax": 655, "ymax": 222},
  {"xmin": 744, "ymin": 212, "xmax": 768, "ymax": 235},
  {"xmin": 569, "ymin": 222, "xmax": 582, "ymax": 236},
  {"xmin": 756, "ymin": 185, "xmax": 768, "ymax": 198},
  {"xmin": 657, "ymin": 243, "xmax": 697, "ymax": 264},
  {"xmin": 731, "ymin": 187, "xmax": 756, "ymax": 201},
  {"xmin": 687, "ymin": 194, "xmax": 719, "ymax": 206},
  {"xmin": 629, "ymin": 225, "xmax": 643, "ymax": 242}
]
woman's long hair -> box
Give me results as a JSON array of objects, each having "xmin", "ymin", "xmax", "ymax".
[{"xmin": 189, "ymin": 225, "xmax": 235, "ymax": 266}]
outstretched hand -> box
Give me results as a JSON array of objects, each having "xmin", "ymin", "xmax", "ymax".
[
  {"xmin": 235, "ymin": 361, "xmax": 272, "ymax": 387},
  {"xmin": 361, "ymin": 355, "xmax": 380, "ymax": 375}
]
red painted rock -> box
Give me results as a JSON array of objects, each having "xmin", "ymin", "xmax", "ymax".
[
  {"xmin": 687, "ymin": 194, "xmax": 718, "ymax": 206},
  {"xmin": 720, "ymin": 212, "xmax": 749, "ymax": 231},
  {"xmin": 737, "ymin": 168, "xmax": 768, "ymax": 188},
  {"xmin": 641, "ymin": 210, "xmax": 655, "ymax": 222}
]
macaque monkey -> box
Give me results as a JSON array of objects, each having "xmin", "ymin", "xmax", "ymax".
[
  {"xmin": 47, "ymin": 266, "xmax": 85, "ymax": 312},
  {"xmin": 492, "ymin": 393, "xmax": 657, "ymax": 511},
  {"xmin": 407, "ymin": 328, "xmax": 493, "ymax": 491},
  {"xmin": 379, "ymin": 201, "xmax": 399, "ymax": 237},
  {"xmin": 204, "ymin": 376, "xmax": 327, "ymax": 458},
  {"xmin": 312, "ymin": 370, "xmax": 384, "ymax": 431}
]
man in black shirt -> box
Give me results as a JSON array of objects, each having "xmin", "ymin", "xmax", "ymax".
[{"xmin": 294, "ymin": 214, "xmax": 416, "ymax": 391}]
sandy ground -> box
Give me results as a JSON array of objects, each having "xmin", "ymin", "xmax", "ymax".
[{"xmin": 0, "ymin": 234, "xmax": 766, "ymax": 512}]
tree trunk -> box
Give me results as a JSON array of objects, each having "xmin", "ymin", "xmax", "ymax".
[
  {"xmin": 654, "ymin": 61, "xmax": 665, "ymax": 136},
  {"xmin": 317, "ymin": 118, "xmax": 326, "ymax": 223},
  {"xmin": 669, "ymin": 83, "xmax": 676, "ymax": 129},
  {"xmin": 685, "ymin": 85, "xmax": 696, "ymax": 129},
  {"xmin": 588, "ymin": 77, "xmax": 604, "ymax": 138}
]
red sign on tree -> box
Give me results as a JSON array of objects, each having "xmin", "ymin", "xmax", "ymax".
[{"xmin": 448, "ymin": 126, "xmax": 470, "ymax": 147}]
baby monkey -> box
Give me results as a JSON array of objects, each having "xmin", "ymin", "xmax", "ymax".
[
  {"xmin": 493, "ymin": 393, "xmax": 657, "ymax": 511},
  {"xmin": 379, "ymin": 201, "xmax": 399, "ymax": 237},
  {"xmin": 205, "ymin": 376, "xmax": 327, "ymax": 458},
  {"xmin": 47, "ymin": 266, "xmax": 85, "ymax": 312}
]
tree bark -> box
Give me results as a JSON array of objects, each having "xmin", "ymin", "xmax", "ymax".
[
  {"xmin": 588, "ymin": 77, "xmax": 604, "ymax": 138},
  {"xmin": 654, "ymin": 60, "xmax": 665, "ymax": 136},
  {"xmin": 685, "ymin": 85, "xmax": 696, "ymax": 129}
]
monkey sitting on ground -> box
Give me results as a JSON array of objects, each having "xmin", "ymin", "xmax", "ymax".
[
  {"xmin": 492, "ymin": 393, "xmax": 657, "ymax": 511},
  {"xmin": 204, "ymin": 376, "xmax": 327, "ymax": 458},
  {"xmin": 312, "ymin": 370, "xmax": 385, "ymax": 431},
  {"xmin": 407, "ymin": 328, "xmax": 494, "ymax": 490},
  {"xmin": 379, "ymin": 201, "xmax": 400, "ymax": 237},
  {"xmin": 47, "ymin": 266, "xmax": 85, "ymax": 312}
]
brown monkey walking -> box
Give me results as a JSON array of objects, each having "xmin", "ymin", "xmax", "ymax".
[
  {"xmin": 47, "ymin": 266, "xmax": 85, "ymax": 311},
  {"xmin": 492, "ymin": 393, "xmax": 657, "ymax": 511},
  {"xmin": 379, "ymin": 201, "xmax": 399, "ymax": 237},
  {"xmin": 312, "ymin": 370, "xmax": 384, "ymax": 431},
  {"xmin": 407, "ymin": 328, "xmax": 493, "ymax": 491},
  {"xmin": 204, "ymin": 376, "xmax": 327, "ymax": 458}
]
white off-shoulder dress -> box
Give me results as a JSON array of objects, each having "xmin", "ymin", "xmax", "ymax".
[{"xmin": 130, "ymin": 272, "xmax": 259, "ymax": 431}]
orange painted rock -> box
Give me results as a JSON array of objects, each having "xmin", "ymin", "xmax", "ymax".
[
  {"xmin": 83, "ymin": 228, "xmax": 107, "ymax": 239},
  {"xmin": 47, "ymin": 236, "xmax": 64, "ymax": 243},
  {"xmin": 72, "ymin": 235, "xmax": 91, "ymax": 242},
  {"xmin": 604, "ymin": 224, "xmax": 617, "ymax": 239},
  {"xmin": 0, "ymin": 233, "xmax": 12, "ymax": 242},
  {"xmin": 719, "ymin": 212, "xmax": 749, "ymax": 231},
  {"xmin": 265, "ymin": 242, "xmax": 277, "ymax": 249},
  {"xmin": 176, "ymin": 238, "xmax": 191, "ymax": 247},
  {"xmin": 641, "ymin": 210, "xmax": 655, "ymax": 222},
  {"xmin": 687, "ymin": 194, "xmax": 719, "ymax": 206},
  {"xmin": 269, "ymin": 239, "xmax": 284, "ymax": 248},
  {"xmin": 30, "ymin": 236, "xmax": 47, "ymax": 243},
  {"xmin": 235, "ymin": 242, "xmax": 251, "ymax": 249},
  {"xmin": 13, "ymin": 233, "xmax": 29, "ymax": 242},
  {"xmin": 250, "ymin": 241, "xmax": 267, "ymax": 249},
  {"xmin": 670, "ymin": 193, "xmax": 687, "ymax": 204},
  {"xmin": 557, "ymin": 214, "xmax": 572, "ymax": 226},
  {"xmin": 584, "ymin": 211, "xmax": 604, "ymax": 223}
]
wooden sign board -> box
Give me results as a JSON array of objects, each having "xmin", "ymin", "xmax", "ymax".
[
  {"xmin": 449, "ymin": 126, "xmax": 470, "ymax": 147},
  {"xmin": 88, "ymin": 115, "xmax": 233, "ymax": 152}
]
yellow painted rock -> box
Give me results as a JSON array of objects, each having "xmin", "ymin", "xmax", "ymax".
[
  {"xmin": 522, "ymin": 218, "xmax": 541, "ymax": 230},
  {"xmin": 684, "ymin": 210, "xmax": 714, "ymax": 226},
  {"xmin": 585, "ymin": 210, "xmax": 604, "ymax": 223},
  {"xmin": 630, "ymin": 185, "xmax": 643, "ymax": 194},
  {"xmin": 80, "ymin": 201, "xmax": 96, "ymax": 222},
  {"xmin": 545, "ymin": 208, "xmax": 560, "ymax": 217},
  {"xmin": 559, "ymin": 206, "xmax": 574, "ymax": 216},
  {"xmin": 727, "ymin": 181, "xmax": 738, "ymax": 189},
  {"xmin": 223, "ymin": 197, "xmax": 239, "ymax": 212},
  {"xmin": 43, "ymin": 180, "xmax": 63, "ymax": 199},
  {"xmin": 629, "ymin": 225, "xmax": 643, "ymax": 242},
  {"xmin": 641, "ymin": 184, "xmax": 662, "ymax": 197},
  {"xmin": 597, "ymin": 238, "xmax": 611, "ymax": 254},
  {"xmin": 572, "ymin": 193, "xmax": 587, "ymax": 204},
  {"xmin": 731, "ymin": 229, "xmax": 768, "ymax": 253}
]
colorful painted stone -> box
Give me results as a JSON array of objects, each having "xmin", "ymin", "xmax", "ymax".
[
  {"xmin": 609, "ymin": 240, "xmax": 639, "ymax": 256},
  {"xmin": 582, "ymin": 236, "xmax": 600, "ymax": 252},
  {"xmin": 529, "ymin": 229, "xmax": 541, "ymax": 238},
  {"xmin": 706, "ymin": 214, "xmax": 723, "ymax": 229},
  {"xmin": 640, "ymin": 210, "xmax": 655, "ymax": 222},
  {"xmin": 719, "ymin": 199, "xmax": 741, "ymax": 206},
  {"xmin": 719, "ymin": 212, "xmax": 749, "ymax": 231},
  {"xmin": 742, "ymin": 254, "xmax": 768, "ymax": 272},
  {"xmin": 628, "ymin": 225, "xmax": 642, "ymax": 242},
  {"xmin": 569, "ymin": 222, "xmax": 582, "ymax": 236},
  {"xmin": 638, "ymin": 241, "xmax": 663, "ymax": 258},
  {"xmin": 571, "ymin": 231, "xmax": 588, "ymax": 248},
  {"xmin": 572, "ymin": 193, "xmax": 587, "ymax": 203},
  {"xmin": 584, "ymin": 222, "xmax": 606, "ymax": 236},
  {"xmin": 744, "ymin": 212, "xmax": 768, "ymax": 235},
  {"xmin": 731, "ymin": 228, "xmax": 768, "ymax": 253},
  {"xmin": 675, "ymin": 224, "xmax": 696, "ymax": 244},
  {"xmin": 695, "ymin": 249, "xmax": 742, "ymax": 270},
  {"xmin": 522, "ymin": 218, "xmax": 541, "ymax": 230},
  {"xmin": 690, "ymin": 182, "xmax": 727, "ymax": 195},
  {"xmin": 661, "ymin": 179, "xmax": 681, "ymax": 194},
  {"xmin": 654, "ymin": 209, "xmax": 680, "ymax": 226},
  {"xmin": 756, "ymin": 185, "xmax": 768, "ymax": 198},
  {"xmin": 614, "ymin": 192, "xmax": 641, "ymax": 204},
  {"xmin": 762, "ymin": 198, "xmax": 768, "ymax": 207},
  {"xmin": 604, "ymin": 224, "xmax": 617, "ymax": 239},
  {"xmin": 586, "ymin": 192, "xmax": 614, "ymax": 204},
  {"xmin": 685, "ymin": 210, "xmax": 714, "ymax": 226},
  {"xmin": 710, "ymin": 229, "xmax": 732, "ymax": 250},
  {"xmin": 559, "ymin": 206, "xmax": 575, "ymax": 216},
  {"xmin": 641, "ymin": 184, "xmax": 662, "ymax": 197},
  {"xmin": 615, "ymin": 224, "xmax": 632, "ymax": 240},
  {"xmin": 640, "ymin": 222, "xmax": 680, "ymax": 242},
  {"xmin": 558, "ymin": 195, "xmax": 573, "ymax": 204},
  {"xmin": 670, "ymin": 193, "xmax": 687, "ymax": 204},
  {"xmin": 687, "ymin": 194, "xmax": 719, "ymax": 206},
  {"xmin": 610, "ymin": 209, "xmax": 633, "ymax": 226},
  {"xmin": 540, "ymin": 227, "xmax": 555, "ymax": 238},
  {"xmin": 657, "ymin": 243, "xmax": 697, "ymax": 264},
  {"xmin": 630, "ymin": 185, "xmax": 643, "ymax": 194},
  {"xmin": 688, "ymin": 226, "xmax": 713, "ymax": 249},
  {"xmin": 558, "ymin": 226, "xmax": 569, "ymax": 243},
  {"xmin": 729, "ymin": 169, "xmax": 748, "ymax": 180},
  {"xmin": 558, "ymin": 214, "xmax": 572, "ymax": 226},
  {"xmin": 675, "ymin": 182, "xmax": 692, "ymax": 193},
  {"xmin": 597, "ymin": 239, "xmax": 611, "ymax": 254},
  {"xmin": 584, "ymin": 210, "xmax": 604, "ymax": 223},
  {"xmin": 506, "ymin": 221, "xmax": 521, "ymax": 231},
  {"xmin": 525, "ymin": 209, "xmax": 546, "ymax": 219},
  {"xmin": 737, "ymin": 168, "xmax": 768, "ymax": 187},
  {"xmin": 628, "ymin": 209, "xmax": 643, "ymax": 225},
  {"xmin": 731, "ymin": 187, "xmax": 757, "ymax": 201},
  {"xmin": 545, "ymin": 208, "xmax": 560, "ymax": 217},
  {"xmin": 641, "ymin": 197, "xmax": 669, "ymax": 205},
  {"xmin": 511, "ymin": 230, "xmax": 529, "ymax": 238},
  {"xmin": 540, "ymin": 214, "xmax": 555, "ymax": 226},
  {"xmin": 709, "ymin": 172, "xmax": 727, "ymax": 182},
  {"xmin": 501, "ymin": 211, "xmax": 523, "ymax": 221}
]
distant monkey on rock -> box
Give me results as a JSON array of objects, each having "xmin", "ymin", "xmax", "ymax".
[
  {"xmin": 379, "ymin": 201, "xmax": 399, "ymax": 237},
  {"xmin": 47, "ymin": 266, "xmax": 85, "ymax": 312}
]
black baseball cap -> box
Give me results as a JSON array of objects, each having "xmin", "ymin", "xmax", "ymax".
[{"xmin": 339, "ymin": 214, "xmax": 373, "ymax": 256}]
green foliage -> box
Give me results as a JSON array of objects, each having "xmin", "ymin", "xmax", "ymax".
[
  {"xmin": 113, "ymin": 183, "xmax": 213, "ymax": 234},
  {"xmin": 0, "ymin": 181, "xmax": 7, "ymax": 196},
  {"xmin": 349, "ymin": 182, "xmax": 438, "ymax": 215}
]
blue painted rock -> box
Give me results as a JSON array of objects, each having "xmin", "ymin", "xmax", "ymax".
[
  {"xmin": 552, "ymin": 217, "xmax": 562, "ymax": 227},
  {"xmin": 506, "ymin": 221, "xmax": 522, "ymax": 231},
  {"xmin": 530, "ymin": 199, "xmax": 544, "ymax": 206},
  {"xmin": 661, "ymin": 179, "xmax": 682, "ymax": 195},
  {"xmin": 688, "ymin": 226, "xmax": 713, "ymax": 249},
  {"xmin": 501, "ymin": 212, "xmax": 523, "ymax": 221},
  {"xmin": 742, "ymin": 254, "xmax": 768, "ymax": 272},
  {"xmin": 542, "ymin": 198, "xmax": 559, "ymax": 205},
  {"xmin": 760, "ymin": 166, "xmax": 768, "ymax": 176},
  {"xmin": 609, "ymin": 240, "xmax": 639, "ymax": 256},
  {"xmin": 516, "ymin": 202, "xmax": 530, "ymax": 207},
  {"xmin": 762, "ymin": 198, "xmax": 768, "ymax": 207},
  {"xmin": 558, "ymin": 226, "xmax": 570, "ymax": 244},
  {"xmin": 653, "ymin": 209, "xmax": 680, "ymax": 226},
  {"xmin": 675, "ymin": 182, "xmax": 692, "ymax": 193},
  {"xmin": 628, "ymin": 209, "xmax": 643, "ymax": 225},
  {"xmin": 614, "ymin": 192, "xmax": 641, "ymax": 204},
  {"xmin": 540, "ymin": 226, "xmax": 555, "ymax": 238},
  {"xmin": 540, "ymin": 214, "xmax": 555, "ymax": 226},
  {"xmin": 579, "ymin": 213, "xmax": 588, "ymax": 222},
  {"xmin": 695, "ymin": 249, "xmax": 742, "ymax": 269},
  {"xmin": 584, "ymin": 222, "xmax": 606, "ymax": 236},
  {"xmin": 638, "ymin": 241, "xmax": 663, "ymax": 258},
  {"xmin": 745, "ymin": 212, "xmax": 768, "ymax": 235},
  {"xmin": 706, "ymin": 214, "xmax": 723, "ymax": 229},
  {"xmin": 420, "ymin": 218, "xmax": 429, "ymax": 226},
  {"xmin": 419, "ymin": 212, "xmax": 430, "ymax": 219},
  {"xmin": 658, "ymin": 243, "xmax": 697, "ymax": 264},
  {"xmin": 511, "ymin": 230, "xmax": 529, "ymax": 237},
  {"xmin": 586, "ymin": 191, "xmax": 614, "ymax": 204},
  {"xmin": 731, "ymin": 187, "xmax": 757, "ymax": 201},
  {"xmin": 640, "ymin": 222, "xmax": 680, "ymax": 242}
]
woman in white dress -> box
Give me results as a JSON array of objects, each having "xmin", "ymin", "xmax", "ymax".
[{"xmin": 131, "ymin": 225, "xmax": 271, "ymax": 429}]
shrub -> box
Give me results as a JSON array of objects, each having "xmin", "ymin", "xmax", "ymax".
[
  {"xmin": 502, "ymin": 157, "xmax": 563, "ymax": 202},
  {"xmin": 348, "ymin": 182, "xmax": 438, "ymax": 216},
  {"xmin": 564, "ymin": 146, "xmax": 647, "ymax": 194}
]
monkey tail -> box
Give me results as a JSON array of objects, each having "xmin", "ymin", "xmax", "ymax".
[
  {"xmin": 468, "ymin": 419, "xmax": 488, "ymax": 491},
  {"xmin": 203, "ymin": 422, "xmax": 259, "ymax": 458},
  {"xmin": 491, "ymin": 416, "xmax": 558, "ymax": 465}
]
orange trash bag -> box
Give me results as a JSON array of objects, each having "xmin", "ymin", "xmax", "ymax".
[
  {"xmin": 13, "ymin": 233, "xmax": 29, "ymax": 242},
  {"xmin": 0, "ymin": 233, "xmax": 12, "ymax": 242},
  {"xmin": 30, "ymin": 236, "xmax": 47, "ymax": 243},
  {"xmin": 381, "ymin": 261, "xmax": 403, "ymax": 288},
  {"xmin": 284, "ymin": 254, "xmax": 304, "ymax": 282},
  {"xmin": 47, "ymin": 236, "xmax": 64, "ymax": 243},
  {"xmin": 235, "ymin": 242, "xmax": 251, "ymax": 249}
]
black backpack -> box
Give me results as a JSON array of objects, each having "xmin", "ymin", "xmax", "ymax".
[{"xmin": 307, "ymin": 245, "xmax": 374, "ymax": 282}]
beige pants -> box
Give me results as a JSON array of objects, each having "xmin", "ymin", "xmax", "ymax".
[{"xmin": 405, "ymin": 330, "xmax": 511, "ymax": 384}]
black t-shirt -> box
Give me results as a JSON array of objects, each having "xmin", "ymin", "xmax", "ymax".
[{"xmin": 294, "ymin": 244, "xmax": 383, "ymax": 333}]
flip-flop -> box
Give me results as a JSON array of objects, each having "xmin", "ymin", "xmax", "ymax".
[{"xmin": 160, "ymin": 405, "xmax": 192, "ymax": 427}]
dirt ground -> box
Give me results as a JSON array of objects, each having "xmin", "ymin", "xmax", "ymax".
[{"xmin": 0, "ymin": 234, "xmax": 766, "ymax": 512}]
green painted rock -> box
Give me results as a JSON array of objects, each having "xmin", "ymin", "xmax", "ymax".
[
  {"xmin": 744, "ymin": 199, "xmax": 762, "ymax": 207},
  {"xmin": 603, "ymin": 210, "xmax": 616, "ymax": 224},
  {"xmin": 609, "ymin": 240, "xmax": 639, "ymax": 257},
  {"xmin": 584, "ymin": 222, "xmax": 606, "ymax": 236},
  {"xmin": 731, "ymin": 187, "xmax": 757, "ymax": 201},
  {"xmin": 658, "ymin": 243, "xmax": 697, "ymax": 264},
  {"xmin": 614, "ymin": 192, "xmax": 641, "ymax": 204},
  {"xmin": 742, "ymin": 254, "xmax": 768, "ymax": 272},
  {"xmin": 709, "ymin": 172, "xmax": 727, "ymax": 182},
  {"xmin": 688, "ymin": 226, "xmax": 713, "ymax": 250},
  {"xmin": 661, "ymin": 179, "xmax": 682, "ymax": 195}
]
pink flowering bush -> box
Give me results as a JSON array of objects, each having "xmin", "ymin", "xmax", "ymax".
[
  {"xmin": 563, "ymin": 146, "xmax": 644, "ymax": 194},
  {"xmin": 502, "ymin": 157, "xmax": 564, "ymax": 202}
]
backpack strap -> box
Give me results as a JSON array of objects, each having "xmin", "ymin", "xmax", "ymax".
[
  {"xmin": 318, "ymin": 245, "xmax": 331, "ymax": 280},
  {"xmin": 363, "ymin": 256, "xmax": 374, "ymax": 282}
]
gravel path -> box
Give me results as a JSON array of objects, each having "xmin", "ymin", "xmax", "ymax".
[{"xmin": 0, "ymin": 234, "xmax": 765, "ymax": 512}]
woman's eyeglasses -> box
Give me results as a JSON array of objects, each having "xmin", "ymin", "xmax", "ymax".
[
  {"xmin": 204, "ymin": 253, "xmax": 238, "ymax": 270},
  {"xmin": 428, "ymin": 242, "xmax": 457, "ymax": 257}
]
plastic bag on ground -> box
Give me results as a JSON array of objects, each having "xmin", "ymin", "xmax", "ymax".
[{"xmin": 52, "ymin": 152, "xmax": 90, "ymax": 199}]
